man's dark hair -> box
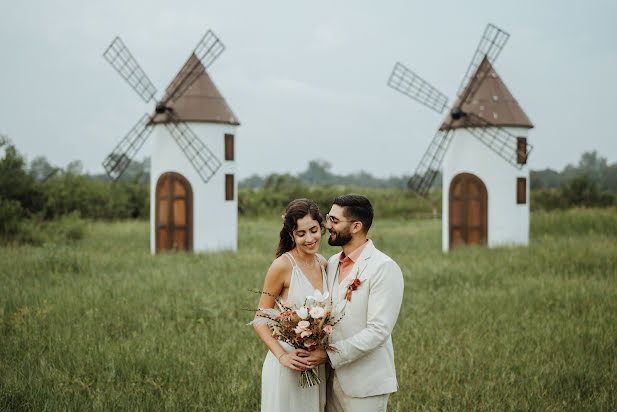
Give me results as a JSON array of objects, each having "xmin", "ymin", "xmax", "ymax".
[{"xmin": 332, "ymin": 194, "xmax": 373, "ymax": 233}]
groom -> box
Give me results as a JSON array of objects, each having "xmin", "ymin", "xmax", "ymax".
[{"xmin": 308, "ymin": 194, "xmax": 404, "ymax": 411}]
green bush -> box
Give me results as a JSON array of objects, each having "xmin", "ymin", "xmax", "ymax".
[
  {"xmin": 12, "ymin": 218, "xmax": 48, "ymax": 246},
  {"xmin": 0, "ymin": 138, "xmax": 45, "ymax": 215},
  {"xmin": 238, "ymin": 185, "xmax": 441, "ymax": 219},
  {"xmin": 40, "ymin": 176, "xmax": 149, "ymax": 220},
  {"xmin": 561, "ymin": 174, "xmax": 616, "ymax": 207},
  {"xmin": 1, "ymin": 138, "xmax": 149, "ymax": 225},
  {"xmin": 531, "ymin": 175, "xmax": 616, "ymax": 211},
  {"xmin": 0, "ymin": 197, "xmax": 24, "ymax": 237},
  {"xmin": 46, "ymin": 212, "xmax": 86, "ymax": 242}
]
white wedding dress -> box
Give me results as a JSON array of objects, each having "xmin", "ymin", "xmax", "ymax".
[{"xmin": 260, "ymin": 253, "xmax": 328, "ymax": 412}]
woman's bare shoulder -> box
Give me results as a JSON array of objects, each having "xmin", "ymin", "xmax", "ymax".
[
  {"xmin": 267, "ymin": 254, "xmax": 293, "ymax": 277},
  {"xmin": 316, "ymin": 253, "xmax": 328, "ymax": 269}
]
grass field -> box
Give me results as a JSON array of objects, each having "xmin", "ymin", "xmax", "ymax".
[{"xmin": 1, "ymin": 209, "xmax": 616, "ymax": 411}]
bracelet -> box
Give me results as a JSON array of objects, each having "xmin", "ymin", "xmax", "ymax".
[{"xmin": 277, "ymin": 352, "xmax": 285, "ymax": 362}]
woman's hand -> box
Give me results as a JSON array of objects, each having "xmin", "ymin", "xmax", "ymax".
[
  {"xmin": 278, "ymin": 349, "xmax": 311, "ymax": 371},
  {"xmin": 297, "ymin": 348, "xmax": 329, "ymax": 367}
]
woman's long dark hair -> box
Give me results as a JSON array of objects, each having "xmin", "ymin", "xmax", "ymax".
[{"xmin": 275, "ymin": 198, "xmax": 323, "ymax": 258}]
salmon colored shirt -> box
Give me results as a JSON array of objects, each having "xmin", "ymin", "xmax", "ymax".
[{"xmin": 338, "ymin": 239, "xmax": 370, "ymax": 283}]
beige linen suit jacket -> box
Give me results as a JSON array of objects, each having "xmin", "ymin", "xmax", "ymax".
[{"xmin": 326, "ymin": 240, "xmax": 404, "ymax": 398}]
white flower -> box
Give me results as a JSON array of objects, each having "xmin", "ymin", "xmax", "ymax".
[
  {"xmin": 300, "ymin": 330, "xmax": 312, "ymax": 338},
  {"xmin": 311, "ymin": 289, "xmax": 330, "ymax": 303},
  {"xmin": 296, "ymin": 308, "xmax": 308, "ymax": 319},
  {"xmin": 309, "ymin": 306, "xmax": 326, "ymax": 318}
]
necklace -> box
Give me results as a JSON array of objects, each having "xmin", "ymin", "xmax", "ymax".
[{"xmin": 293, "ymin": 251, "xmax": 317, "ymax": 269}]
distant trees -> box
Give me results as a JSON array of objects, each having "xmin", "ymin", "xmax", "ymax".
[
  {"xmin": 0, "ymin": 137, "xmax": 150, "ymax": 243},
  {"xmin": 530, "ymin": 151, "xmax": 617, "ymax": 210},
  {"xmin": 241, "ymin": 151, "xmax": 617, "ymax": 212},
  {"xmin": 241, "ymin": 158, "xmax": 418, "ymax": 189},
  {"xmin": 241, "ymin": 151, "xmax": 617, "ymax": 195},
  {"xmin": 531, "ymin": 150, "xmax": 617, "ymax": 193},
  {"xmin": 1, "ymin": 134, "xmax": 615, "ymax": 245}
]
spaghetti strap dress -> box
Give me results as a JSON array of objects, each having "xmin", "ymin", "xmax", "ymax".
[{"xmin": 260, "ymin": 253, "xmax": 328, "ymax": 412}]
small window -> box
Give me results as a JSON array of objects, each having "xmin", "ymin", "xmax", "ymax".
[
  {"xmin": 517, "ymin": 137, "xmax": 527, "ymax": 164},
  {"xmin": 225, "ymin": 174, "xmax": 234, "ymax": 201},
  {"xmin": 224, "ymin": 134, "xmax": 234, "ymax": 161},
  {"xmin": 517, "ymin": 177, "xmax": 526, "ymax": 204}
]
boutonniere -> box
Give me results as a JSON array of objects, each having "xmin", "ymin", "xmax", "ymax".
[{"xmin": 344, "ymin": 266, "xmax": 366, "ymax": 301}]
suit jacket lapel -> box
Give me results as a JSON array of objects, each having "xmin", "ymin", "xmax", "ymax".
[
  {"xmin": 348, "ymin": 240, "xmax": 376, "ymax": 282},
  {"xmin": 334, "ymin": 240, "xmax": 377, "ymax": 301},
  {"xmin": 328, "ymin": 253, "xmax": 341, "ymax": 296}
]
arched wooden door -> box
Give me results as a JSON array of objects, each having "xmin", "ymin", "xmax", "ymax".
[
  {"xmin": 449, "ymin": 173, "xmax": 487, "ymax": 248},
  {"xmin": 155, "ymin": 172, "xmax": 193, "ymax": 252}
]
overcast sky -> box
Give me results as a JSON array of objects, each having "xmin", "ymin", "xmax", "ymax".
[{"xmin": 1, "ymin": 1, "xmax": 616, "ymax": 179}]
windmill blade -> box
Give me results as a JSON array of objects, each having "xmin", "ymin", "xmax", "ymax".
[
  {"xmin": 463, "ymin": 113, "xmax": 533, "ymax": 168},
  {"xmin": 102, "ymin": 114, "xmax": 153, "ymax": 181},
  {"xmin": 408, "ymin": 129, "xmax": 455, "ymax": 196},
  {"xmin": 387, "ymin": 62, "xmax": 448, "ymax": 114},
  {"xmin": 163, "ymin": 29, "xmax": 225, "ymax": 104},
  {"xmin": 103, "ymin": 36, "xmax": 157, "ymax": 103},
  {"xmin": 164, "ymin": 112, "xmax": 222, "ymax": 183},
  {"xmin": 456, "ymin": 23, "xmax": 509, "ymax": 102}
]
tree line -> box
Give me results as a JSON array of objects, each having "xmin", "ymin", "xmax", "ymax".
[
  {"xmin": 1, "ymin": 134, "xmax": 615, "ymax": 243},
  {"xmin": 242, "ymin": 153, "xmax": 617, "ymax": 194},
  {"xmin": 0, "ymin": 137, "xmax": 148, "ymax": 243}
]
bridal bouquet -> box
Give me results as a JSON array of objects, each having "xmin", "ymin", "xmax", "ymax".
[{"xmin": 250, "ymin": 289, "xmax": 343, "ymax": 388}]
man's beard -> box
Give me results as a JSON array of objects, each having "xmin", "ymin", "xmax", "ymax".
[{"xmin": 328, "ymin": 226, "xmax": 352, "ymax": 246}]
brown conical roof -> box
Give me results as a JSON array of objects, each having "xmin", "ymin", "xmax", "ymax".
[
  {"xmin": 440, "ymin": 56, "xmax": 533, "ymax": 130},
  {"xmin": 151, "ymin": 54, "xmax": 240, "ymax": 125}
]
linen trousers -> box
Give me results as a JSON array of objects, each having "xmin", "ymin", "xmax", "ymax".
[{"xmin": 325, "ymin": 372, "xmax": 390, "ymax": 412}]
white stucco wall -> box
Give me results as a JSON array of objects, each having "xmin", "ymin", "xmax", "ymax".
[
  {"xmin": 442, "ymin": 127, "xmax": 530, "ymax": 251},
  {"xmin": 150, "ymin": 122, "xmax": 238, "ymax": 253}
]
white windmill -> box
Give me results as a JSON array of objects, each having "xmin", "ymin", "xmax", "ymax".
[
  {"xmin": 388, "ymin": 23, "xmax": 534, "ymax": 251},
  {"xmin": 102, "ymin": 29, "xmax": 240, "ymax": 253}
]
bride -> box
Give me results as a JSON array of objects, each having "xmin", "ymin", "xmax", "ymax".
[{"xmin": 253, "ymin": 198, "xmax": 329, "ymax": 412}]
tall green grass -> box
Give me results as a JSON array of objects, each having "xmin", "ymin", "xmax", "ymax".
[{"xmin": 1, "ymin": 209, "xmax": 616, "ymax": 410}]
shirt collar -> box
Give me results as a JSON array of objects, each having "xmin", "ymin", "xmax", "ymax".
[{"xmin": 338, "ymin": 239, "xmax": 370, "ymax": 263}]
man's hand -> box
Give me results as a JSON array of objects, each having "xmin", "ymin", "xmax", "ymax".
[{"xmin": 298, "ymin": 348, "xmax": 329, "ymax": 368}]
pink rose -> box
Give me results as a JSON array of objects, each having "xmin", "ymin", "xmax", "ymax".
[
  {"xmin": 309, "ymin": 306, "xmax": 326, "ymax": 319},
  {"xmin": 298, "ymin": 320, "xmax": 311, "ymax": 330},
  {"xmin": 323, "ymin": 325, "xmax": 333, "ymax": 334},
  {"xmin": 303, "ymin": 338, "xmax": 317, "ymax": 348}
]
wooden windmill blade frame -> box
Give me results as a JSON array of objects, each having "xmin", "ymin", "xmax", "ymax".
[
  {"xmin": 456, "ymin": 23, "xmax": 510, "ymax": 102},
  {"xmin": 164, "ymin": 111, "xmax": 222, "ymax": 183},
  {"xmin": 103, "ymin": 36, "xmax": 157, "ymax": 103},
  {"xmin": 462, "ymin": 113, "xmax": 533, "ymax": 168},
  {"xmin": 163, "ymin": 29, "xmax": 226, "ymax": 105},
  {"xmin": 387, "ymin": 62, "xmax": 449, "ymax": 114},
  {"xmin": 101, "ymin": 28, "xmax": 227, "ymax": 183},
  {"xmin": 102, "ymin": 114, "xmax": 154, "ymax": 181},
  {"xmin": 389, "ymin": 23, "xmax": 515, "ymax": 197},
  {"xmin": 407, "ymin": 128, "xmax": 455, "ymax": 196}
]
